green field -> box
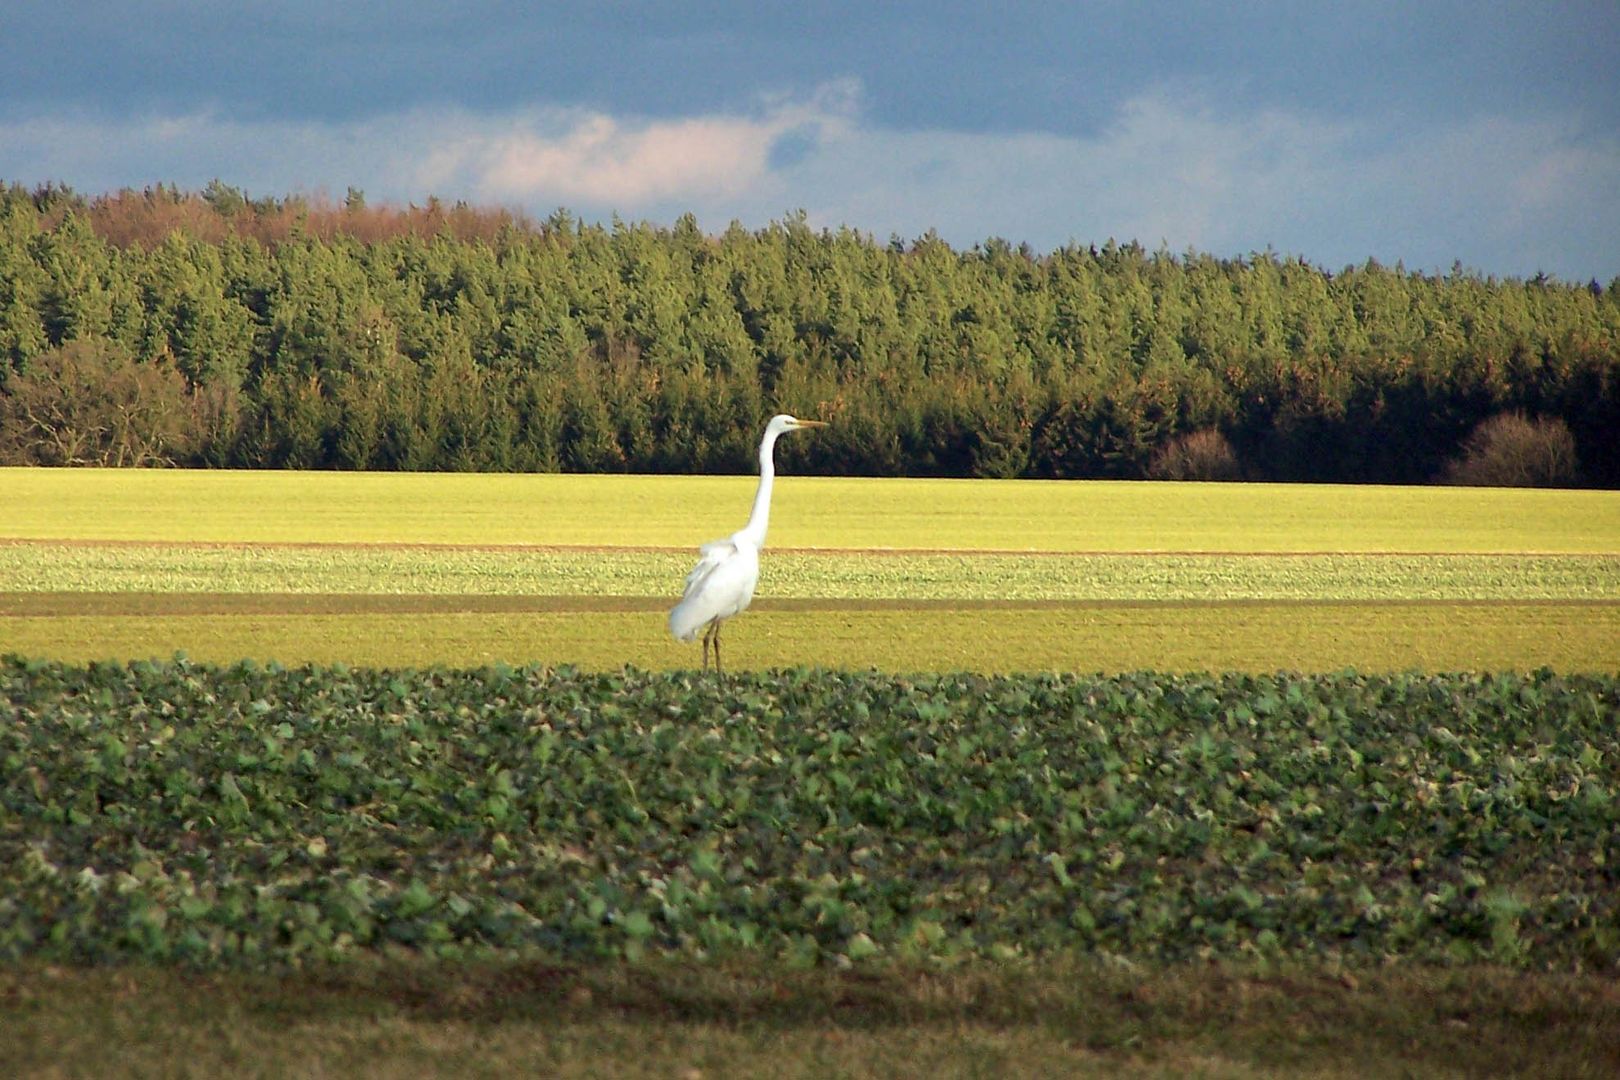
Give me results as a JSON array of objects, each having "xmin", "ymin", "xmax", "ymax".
[
  {"xmin": 7, "ymin": 543, "xmax": 1619, "ymax": 599},
  {"xmin": 7, "ymin": 468, "xmax": 1620, "ymax": 1075},
  {"xmin": 6, "ymin": 661, "xmax": 1620, "ymax": 1076},
  {"xmin": 3, "ymin": 467, "xmax": 1618, "ymax": 671},
  {"xmin": 5, "ymin": 598, "xmax": 1617, "ymax": 672}
]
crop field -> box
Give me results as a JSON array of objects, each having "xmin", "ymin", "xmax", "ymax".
[
  {"xmin": 5, "ymin": 467, "xmax": 1620, "ymax": 1074},
  {"xmin": 10, "ymin": 466, "xmax": 1618, "ymax": 549},
  {"xmin": 5, "ymin": 659, "xmax": 1620, "ymax": 1074},
  {"xmin": 3, "ymin": 466, "xmax": 1618, "ymax": 671},
  {"xmin": 10, "ymin": 659, "xmax": 1620, "ymax": 969}
]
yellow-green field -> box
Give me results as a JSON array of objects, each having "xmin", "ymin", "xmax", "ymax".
[
  {"xmin": 3, "ymin": 467, "xmax": 1617, "ymax": 671},
  {"xmin": 7, "ymin": 466, "xmax": 1619, "ymax": 551}
]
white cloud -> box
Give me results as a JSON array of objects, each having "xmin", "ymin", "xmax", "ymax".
[
  {"xmin": 418, "ymin": 81, "xmax": 859, "ymax": 206},
  {"xmin": 756, "ymin": 89, "xmax": 1620, "ymax": 278},
  {"xmin": 769, "ymin": 93, "xmax": 1355, "ymax": 255},
  {"xmin": 426, "ymin": 113, "xmax": 794, "ymax": 204},
  {"xmin": 481, "ymin": 115, "xmax": 775, "ymax": 201},
  {"xmin": 2, "ymin": 82, "xmax": 1616, "ymax": 280}
]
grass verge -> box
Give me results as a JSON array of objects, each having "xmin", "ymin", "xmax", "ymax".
[{"xmin": 4, "ymin": 959, "xmax": 1616, "ymax": 1079}]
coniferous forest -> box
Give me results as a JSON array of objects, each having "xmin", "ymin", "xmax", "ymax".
[{"xmin": 2, "ymin": 182, "xmax": 1617, "ymax": 485}]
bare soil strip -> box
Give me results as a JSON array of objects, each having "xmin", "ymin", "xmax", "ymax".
[
  {"xmin": 8, "ymin": 592, "xmax": 1620, "ymax": 617},
  {"xmin": 6, "ymin": 537, "xmax": 1615, "ymax": 558}
]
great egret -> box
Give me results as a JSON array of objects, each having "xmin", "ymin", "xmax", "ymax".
[{"xmin": 669, "ymin": 414, "xmax": 826, "ymax": 671}]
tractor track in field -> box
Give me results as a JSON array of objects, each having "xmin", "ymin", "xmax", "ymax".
[
  {"xmin": 6, "ymin": 592, "xmax": 1620, "ymax": 617},
  {"xmin": 5, "ymin": 537, "xmax": 1618, "ymax": 558}
]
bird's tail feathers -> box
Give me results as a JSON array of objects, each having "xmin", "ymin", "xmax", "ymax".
[{"xmin": 668, "ymin": 600, "xmax": 706, "ymax": 642}]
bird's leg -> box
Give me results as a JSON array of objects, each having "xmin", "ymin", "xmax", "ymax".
[
  {"xmin": 713, "ymin": 621, "xmax": 723, "ymax": 674},
  {"xmin": 701, "ymin": 618, "xmax": 718, "ymax": 671}
]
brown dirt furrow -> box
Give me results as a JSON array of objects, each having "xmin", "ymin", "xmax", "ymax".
[
  {"xmin": 5, "ymin": 592, "xmax": 1618, "ymax": 618},
  {"xmin": 3, "ymin": 538, "xmax": 1616, "ymax": 557}
]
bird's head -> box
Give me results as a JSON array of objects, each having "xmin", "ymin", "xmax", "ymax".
[{"xmin": 767, "ymin": 414, "xmax": 828, "ymax": 435}]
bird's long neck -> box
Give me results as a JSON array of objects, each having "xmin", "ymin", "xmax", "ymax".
[{"xmin": 739, "ymin": 429, "xmax": 780, "ymax": 547}]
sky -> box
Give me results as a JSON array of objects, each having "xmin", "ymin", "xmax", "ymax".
[{"xmin": 4, "ymin": 1, "xmax": 1619, "ymax": 282}]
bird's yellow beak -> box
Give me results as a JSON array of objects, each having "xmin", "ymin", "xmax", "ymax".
[{"xmin": 794, "ymin": 419, "xmax": 828, "ymax": 428}]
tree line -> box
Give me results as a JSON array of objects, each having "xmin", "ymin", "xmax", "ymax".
[{"xmin": 2, "ymin": 181, "xmax": 1617, "ymax": 485}]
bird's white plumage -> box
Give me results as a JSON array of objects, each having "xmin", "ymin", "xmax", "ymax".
[
  {"xmin": 668, "ymin": 414, "xmax": 824, "ymax": 666},
  {"xmin": 669, "ymin": 536, "xmax": 757, "ymax": 641}
]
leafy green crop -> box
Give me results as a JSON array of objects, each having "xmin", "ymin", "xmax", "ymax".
[
  {"xmin": 5, "ymin": 544, "xmax": 1617, "ymax": 601},
  {"xmin": 4, "ymin": 658, "xmax": 1617, "ymax": 971}
]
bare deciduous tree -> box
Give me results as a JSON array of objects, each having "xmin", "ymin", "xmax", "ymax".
[
  {"xmin": 0, "ymin": 339, "xmax": 202, "ymax": 466},
  {"xmin": 1443, "ymin": 412, "xmax": 1580, "ymax": 488},
  {"xmin": 1149, "ymin": 428, "xmax": 1242, "ymax": 481}
]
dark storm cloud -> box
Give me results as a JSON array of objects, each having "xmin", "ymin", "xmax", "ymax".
[{"xmin": 3, "ymin": 1, "xmax": 1618, "ymax": 280}]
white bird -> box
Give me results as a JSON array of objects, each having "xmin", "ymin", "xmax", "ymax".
[{"xmin": 669, "ymin": 414, "xmax": 826, "ymax": 671}]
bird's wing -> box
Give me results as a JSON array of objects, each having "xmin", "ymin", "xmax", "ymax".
[
  {"xmin": 682, "ymin": 538, "xmax": 738, "ymax": 599},
  {"xmin": 669, "ymin": 537, "xmax": 755, "ymax": 642}
]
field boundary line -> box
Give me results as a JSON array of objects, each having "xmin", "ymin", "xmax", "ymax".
[
  {"xmin": 4, "ymin": 538, "xmax": 1618, "ymax": 558},
  {"xmin": 7, "ymin": 592, "xmax": 1620, "ymax": 616}
]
